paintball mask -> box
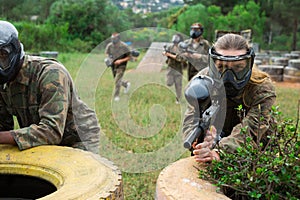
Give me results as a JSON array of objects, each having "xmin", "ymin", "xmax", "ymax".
[
  {"xmin": 208, "ymin": 47, "xmax": 255, "ymax": 97},
  {"xmin": 0, "ymin": 21, "xmax": 24, "ymax": 84},
  {"xmin": 190, "ymin": 23, "xmax": 203, "ymax": 39},
  {"xmin": 111, "ymin": 33, "xmax": 120, "ymax": 44},
  {"xmin": 172, "ymin": 34, "xmax": 182, "ymax": 44}
]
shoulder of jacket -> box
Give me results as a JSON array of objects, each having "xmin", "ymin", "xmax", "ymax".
[{"xmin": 243, "ymin": 79, "xmax": 276, "ymax": 105}]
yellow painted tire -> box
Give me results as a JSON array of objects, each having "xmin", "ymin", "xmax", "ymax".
[
  {"xmin": 0, "ymin": 145, "xmax": 123, "ymax": 200},
  {"xmin": 155, "ymin": 156, "xmax": 230, "ymax": 200}
]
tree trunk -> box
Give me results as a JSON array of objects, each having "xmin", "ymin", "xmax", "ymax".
[{"xmin": 292, "ymin": 18, "xmax": 298, "ymax": 51}]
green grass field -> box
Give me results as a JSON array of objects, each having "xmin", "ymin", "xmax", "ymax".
[{"xmin": 58, "ymin": 52, "xmax": 300, "ymax": 200}]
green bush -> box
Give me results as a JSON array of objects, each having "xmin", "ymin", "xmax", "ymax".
[
  {"xmin": 13, "ymin": 21, "xmax": 93, "ymax": 53},
  {"xmin": 15, "ymin": 22, "xmax": 69, "ymax": 52},
  {"xmin": 200, "ymin": 103, "xmax": 300, "ymax": 200}
]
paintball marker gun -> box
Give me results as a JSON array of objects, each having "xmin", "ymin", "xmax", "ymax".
[
  {"xmin": 104, "ymin": 55, "xmax": 114, "ymax": 68},
  {"xmin": 104, "ymin": 50, "xmax": 140, "ymax": 67},
  {"xmin": 178, "ymin": 42, "xmax": 197, "ymax": 54},
  {"xmin": 131, "ymin": 49, "xmax": 140, "ymax": 57},
  {"xmin": 183, "ymin": 75, "xmax": 221, "ymax": 150},
  {"xmin": 163, "ymin": 44, "xmax": 177, "ymax": 57}
]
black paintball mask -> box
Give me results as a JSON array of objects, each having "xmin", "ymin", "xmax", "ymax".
[
  {"xmin": 208, "ymin": 47, "xmax": 255, "ymax": 98},
  {"xmin": 0, "ymin": 21, "xmax": 24, "ymax": 85},
  {"xmin": 190, "ymin": 23, "xmax": 203, "ymax": 39}
]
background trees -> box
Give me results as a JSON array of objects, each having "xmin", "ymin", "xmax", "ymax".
[{"xmin": 0, "ymin": 0, "xmax": 298, "ymax": 52}]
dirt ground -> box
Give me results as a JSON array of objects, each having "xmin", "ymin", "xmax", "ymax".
[{"xmin": 273, "ymin": 81, "xmax": 300, "ymax": 89}]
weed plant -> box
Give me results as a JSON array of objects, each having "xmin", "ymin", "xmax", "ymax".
[{"xmin": 199, "ymin": 103, "xmax": 300, "ymax": 200}]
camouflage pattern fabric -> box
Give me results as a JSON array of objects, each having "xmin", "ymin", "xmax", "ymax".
[
  {"xmin": 165, "ymin": 44, "xmax": 184, "ymax": 101},
  {"xmin": 182, "ymin": 67, "xmax": 276, "ymax": 153},
  {"xmin": 0, "ymin": 55, "xmax": 100, "ymax": 154},
  {"xmin": 105, "ymin": 41, "xmax": 130, "ymax": 97},
  {"xmin": 178, "ymin": 37, "xmax": 210, "ymax": 80}
]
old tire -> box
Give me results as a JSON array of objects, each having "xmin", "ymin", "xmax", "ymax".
[
  {"xmin": 0, "ymin": 145, "xmax": 123, "ymax": 200},
  {"xmin": 155, "ymin": 156, "xmax": 230, "ymax": 200},
  {"xmin": 288, "ymin": 59, "xmax": 300, "ymax": 70},
  {"xmin": 271, "ymin": 57, "xmax": 289, "ymax": 66},
  {"xmin": 258, "ymin": 65, "xmax": 284, "ymax": 82},
  {"xmin": 283, "ymin": 66, "xmax": 300, "ymax": 82}
]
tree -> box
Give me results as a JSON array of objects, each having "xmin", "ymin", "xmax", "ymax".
[
  {"xmin": 0, "ymin": 0, "xmax": 56, "ymax": 22},
  {"xmin": 175, "ymin": 4, "xmax": 208, "ymax": 38},
  {"xmin": 183, "ymin": 0, "xmax": 243, "ymax": 14},
  {"xmin": 271, "ymin": 0, "xmax": 299, "ymax": 50},
  {"xmin": 226, "ymin": 1, "xmax": 266, "ymax": 44},
  {"xmin": 47, "ymin": 0, "xmax": 132, "ymax": 45}
]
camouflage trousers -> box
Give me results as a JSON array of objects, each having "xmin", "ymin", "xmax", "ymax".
[
  {"xmin": 166, "ymin": 67, "xmax": 182, "ymax": 101},
  {"xmin": 112, "ymin": 64, "xmax": 128, "ymax": 97}
]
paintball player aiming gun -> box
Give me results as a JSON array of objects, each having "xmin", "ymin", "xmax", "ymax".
[
  {"xmin": 163, "ymin": 44, "xmax": 176, "ymax": 56},
  {"xmin": 162, "ymin": 34, "xmax": 184, "ymax": 60},
  {"xmin": 105, "ymin": 49, "xmax": 140, "ymax": 68},
  {"xmin": 183, "ymin": 75, "xmax": 223, "ymax": 152}
]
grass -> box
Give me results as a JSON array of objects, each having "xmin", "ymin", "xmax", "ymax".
[
  {"xmin": 58, "ymin": 52, "xmax": 299, "ymax": 200},
  {"xmin": 274, "ymin": 84, "xmax": 300, "ymax": 120}
]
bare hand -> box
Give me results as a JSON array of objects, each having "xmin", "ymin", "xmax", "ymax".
[
  {"xmin": 192, "ymin": 126, "xmax": 220, "ymax": 163},
  {"xmin": 114, "ymin": 59, "xmax": 122, "ymax": 65},
  {"xmin": 205, "ymin": 126, "xmax": 217, "ymax": 148}
]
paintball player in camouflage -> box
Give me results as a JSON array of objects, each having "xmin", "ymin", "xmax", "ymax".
[
  {"xmin": 105, "ymin": 32, "xmax": 131, "ymax": 101},
  {"xmin": 162, "ymin": 33, "xmax": 185, "ymax": 104},
  {"xmin": 179, "ymin": 23, "xmax": 210, "ymax": 81},
  {"xmin": 183, "ymin": 33, "xmax": 276, "ymax": 163},
  {"xmin": 0, "ymin": 21, "xmax": 100, "ymax": 154}
]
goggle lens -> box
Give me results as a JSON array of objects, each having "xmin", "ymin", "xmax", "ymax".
[{"xmin": 213, "ymin": 58, "xmax": 251, "ymax": 80}]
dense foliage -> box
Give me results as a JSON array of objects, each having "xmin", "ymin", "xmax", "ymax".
[
  {"xmin": 0, "ymin": 0, "xmax": 298, "ymax": 52},
  {"xmin": 199, "ymin": 104, "xmax": 300, "ymax": 199}
]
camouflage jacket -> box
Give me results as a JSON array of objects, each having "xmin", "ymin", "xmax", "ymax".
[
  {"xmin": 105, "ymin": 41, "xmax": 131, "ymax": 67},
  {"xmin": 178, "ymin": 37, "xmax": 210, "ymax": 71},
  {"xmin": 165, "ymin": 44, "xmax": 183, "ymax": 73},
  {"xmin": 0, "ymin": 55, "xmax": 100, "ymax": 154},
  {"xmin": 182, "ymin": 68, "xmax": 276, "ymax": 153}
]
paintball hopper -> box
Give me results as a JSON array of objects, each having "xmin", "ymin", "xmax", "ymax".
[
  {"xmin": 184, "ymin": 75, "xmax": 214, "ymax": 110},
  {"xmin": 178, "ymin": 42, "xmax": 188, "ymax": 50},
  {"xmin": 131, "ymin": 49, "xmax": 140, "ymax": 57},
  {"xmin": 104, "ymin": 57, "xmax": 112, "ymax": 67}
]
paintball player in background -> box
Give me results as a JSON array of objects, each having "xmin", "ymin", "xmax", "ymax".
[
  {"xmin": 0, "ymin": 21, "xmax": 100, "ymax": 154},
  {"xmin": 105, "ymin": 32, "xmax": 131, "ymax": 101},
  {"xmin": 179, "ymin": 23, "xmax": 210, "ymax": 81},
  {"xmin": 183, "ymin": 33, "xmax": 276, "ymax": 163},
  {"xmin": 162, "ymin": 33, "xmax": 185, "ymax": 104}
]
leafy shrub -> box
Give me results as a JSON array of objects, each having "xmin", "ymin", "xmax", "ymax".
[
  {"xmin": 199, "ymin": 103, "xmax": 300, "ymax": 200},
  {"xmin": 16, "ymin": 22, "xmax": 69, "ymax": 52}
]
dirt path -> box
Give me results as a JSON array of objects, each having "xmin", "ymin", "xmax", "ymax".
[{"xmin": 273, "ymin": 81, "xmax": 300, "ymax": 89}]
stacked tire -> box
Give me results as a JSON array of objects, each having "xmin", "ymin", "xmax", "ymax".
[
  {"xmin": 284, "ymin": 59, "xmax": 300, "ymax": 82},
  {"xmin": 258, "ymin": 65, "xmax": 284, "ymax": 82}
]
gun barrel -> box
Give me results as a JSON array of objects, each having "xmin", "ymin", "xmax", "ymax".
[{"xmin": 183, "ymin": 126, "xmax": 204, "ymax": 149}]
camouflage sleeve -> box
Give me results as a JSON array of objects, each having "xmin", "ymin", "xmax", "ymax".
[
  {"xmin": 11, "ymin": 65, "xmax": 70, "ymax": 150},
  {"xmin": 219, "ymin": 80, "xmax": 276, "ymax": 153},
  {"xmin": 203, "ymin": 40, "xmax": 211, "ymax": 52},
  {"xmin": 182, "ymin": 104, "xmax": 200, "ymax": 140},
  {"xmin": 195, "ymin": 54, "xmax": 209, "ymax": 71},
  {"xmin": 105, "ymin": 43, "xmax": 111, "ymax": 55},
  {"xmin": 192, "ymin": 40, "xmax": 210, "ymax": 71},
  {"xmin": 0, "ymin": 95, "xmax": 14, "ymax": 131}
]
